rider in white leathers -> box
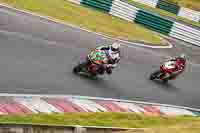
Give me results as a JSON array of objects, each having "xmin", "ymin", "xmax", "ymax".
[{"xmin": 95, "ymin": 42, "xmax": 121, "ymax": 69}]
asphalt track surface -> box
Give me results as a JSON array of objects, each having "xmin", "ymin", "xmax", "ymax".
[{"xmin": 0, "ymin": 7, "xmax": 200, "ymax": 108}]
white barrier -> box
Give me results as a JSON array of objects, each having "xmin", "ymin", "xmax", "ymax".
[
  {"xmin": 68, "ymin": 0, "xmax": 82, "ymax": 5},
  {"xmin": 111, "ymin": 0, "xmax": 139, "ymax": 13},
  {"xmin": 133, "ymin": 0, "xmax": 158, "ymax": 8},
  {"xmin": 178, "ymin": 7, "xmax": 200, "ymax": 22},
  {"xmin": 115, "ymin": 0, "xmax": 139, "ymax": 10},
  {"xmin": 68, "ymin": 0, "xmax": 200, "ymax": 47},
  {"xmin": 174, "ymin": 22, "xmax": 200, "ymax": 35},
  {"xmin": 169, "ymin": 32, "xmax": 200, "ymax": 46},
  {"xmin": 171, "ymin": 27, "xmax": 200, "ymax": 42},
  {"xmin": 169, "ymin": 22, "xmax": 200, "ymax": 46},
  {"xmin": 109, "ymin": 0, "xmax": 139, "ymax": 21}
]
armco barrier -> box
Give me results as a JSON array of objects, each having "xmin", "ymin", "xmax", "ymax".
[
  {"xmin": 81, "ymin": 0, "xmax": 113, "ymax": 12},
  {"xmin": 156, "ymin": 0, "xmax": 180, "ymax": 14},
  {"xmin": 0, "ymin": 94, "xmax": 198, "ymax": 116},
  {"xmin": 170, "ymin": 22, "xmax": 200, "ymax": 46},
  {"xmin": 68, "ymin": 0, "xmax": 82, "ymax": 5},
  {"xmin": 134, "ymin": 10, "xmax": 173, "ymax": 35},
  {"xmin": 132, "ymin": 0, "xmax": 200, "ymax": 22},
  {"xmin": 134, "ymin": 0, "xmax": 158, "ymax": 8},
  {"xmin": 109, "ymin": 0, "xmax": 139, "ymax": 22},
  {"xmin": 68, "ymin": 0, "xmax": 200, "ymax": 46}
]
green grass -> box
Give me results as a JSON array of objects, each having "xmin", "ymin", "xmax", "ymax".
[
  {"xmin": 0, "ymin": 0, "xmax": 164, "ymax": 45},
  {"xmin": 0, "ymin": 113, "xmax": 199, "ymax": 128},
  {"xmin": 121, "ymin": 122, "xmax": 200, "ymax": 133},
  {"xmin": 167, "ymin": 0, "xmax": 200, "ymax": 11},
  {"xmin": 130, "ymin": 0, "xmax": 200, "ymax": 28}
]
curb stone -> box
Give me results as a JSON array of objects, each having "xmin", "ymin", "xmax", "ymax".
[{"xmin": 0, "ymin": 94, "xmax": 198, "ymax": 116}]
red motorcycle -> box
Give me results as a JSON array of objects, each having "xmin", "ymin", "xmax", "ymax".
[
  {"xmin": 149, "ymin": 60, "xmax": 181, "ymax": 83},
  {"xmin": 73, "ymin": 49, "xmax": 112, "ymax": 77}
]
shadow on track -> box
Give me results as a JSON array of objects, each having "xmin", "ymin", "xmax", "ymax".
[
  {"xmin": 73, "ymin": 72, "xmax": 112, "ymax": 86},
  {"xmin": 150, "ymin": 80, "xmax": 181, "ymax": 93},
  {"xmin": 72, "ymin": 71, "xmax": 127, "ymax": 98}
]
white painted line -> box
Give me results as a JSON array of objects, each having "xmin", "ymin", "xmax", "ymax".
[
  {"xmin": 121, "ymin": 41, "xmax": 173, "ymax": 49},
  {"xmin": 0, "ymin": 3, "xmax": 172, "ymax": 49}
]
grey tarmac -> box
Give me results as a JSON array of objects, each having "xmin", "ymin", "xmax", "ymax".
[{"xmin": 0, "ymin": 7, "xmax": 200, "ymax": 108}]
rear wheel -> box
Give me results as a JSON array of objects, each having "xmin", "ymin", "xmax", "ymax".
[
  {"xmin": 73, "ymin": 64, "xmax": 83, "ymax": 74},
  {"xmin": 150, "ymin": 70, "xmax": 160, "ymax": 80}
]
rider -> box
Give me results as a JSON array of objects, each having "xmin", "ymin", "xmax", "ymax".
[
  {"xmin": 162, "ymin": 54, "xmax": 186, "ymax": 79},
  {"xmin": 95, "ymin": 41, "xmax": 121, "ymax": 68},
  {"xmin": 86, "ymin": 41, "xmax": 121, "ymax": 74}
]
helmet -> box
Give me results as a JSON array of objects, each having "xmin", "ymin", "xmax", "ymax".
[
  {"xmin": 179, "ymin": 54, "xmax": 186, "ymax": 60},
  {"xmin": 111, "ymin": 42, "xmax": 120, "ymax": 52}
]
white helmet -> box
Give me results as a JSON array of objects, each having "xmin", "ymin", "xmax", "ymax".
[
  {"xmin": 111, "ymin": 42, "xmax": 120, "ymax": 51},
  {"xmin": 180, "ymin": 54, "xmax": 186, "ymax": 59}
]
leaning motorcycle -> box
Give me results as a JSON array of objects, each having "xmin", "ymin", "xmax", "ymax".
[
  {"xmin": 149, "ymin": 60, "xmax": 179, "ymax": 83},
  {"xmin": 73, "ymin": 49, "xmax": 112, "ymax": 77}
]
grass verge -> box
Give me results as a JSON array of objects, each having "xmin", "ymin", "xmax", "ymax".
[
  {"xmin": 121, "ymin": 121, "xmax": 200, "ymax": 133},
  {"xmin": 0, "ymin": 0, "xmax": 164, "ymax": 45},
  {"xmin": 130, "ymin": 0, "xmax": 200, "ymax": 28},
  {"xmin": 168, "ymin": 0, "xmax": 200, "ymax": 11},
  {"xmin": 0, "ymin": 112, "xmax": 199, "ymax": 128}
]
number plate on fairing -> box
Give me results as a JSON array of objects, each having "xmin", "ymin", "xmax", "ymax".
[{"xmin": 164, "ymin": 61, "xmax": 176, "ymax": 69}]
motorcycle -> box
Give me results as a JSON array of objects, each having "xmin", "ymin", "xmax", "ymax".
[
  {"xmin": 73, "ymin": 49, "xmax": 112, "ymax": 78},
  {"xmin": 149, "ymin": 60, "xmax": 179, "ymax": 83}
]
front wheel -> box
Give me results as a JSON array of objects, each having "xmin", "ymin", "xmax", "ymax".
[{"xmin": 73, "ymin": 64, "xmax": 82, "ymax": 74}]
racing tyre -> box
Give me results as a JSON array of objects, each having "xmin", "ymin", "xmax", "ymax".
[
  {"xmin": 150, "ymin": 70, "xmax": 160, "ymax": 80},
  {"xmin": 73, "ymin": 64, "xmax": 82, "ymax": 74}
]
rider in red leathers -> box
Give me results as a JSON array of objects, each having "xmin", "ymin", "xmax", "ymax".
[
  {"xmin": 175, "ymin": 56, "xmax": 186, "ymax": 74},
  {"xmin": 161, "ymin": 54, "xmax": 186, "ymax": 80},
  {"xmin": 85, "ymin": 41, "xmax": 121, "ymax": 75}
]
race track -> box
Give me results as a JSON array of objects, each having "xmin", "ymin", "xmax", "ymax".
[{"xmin": 0, "ymin": 7, "xmax": 200, "ymax": 108}]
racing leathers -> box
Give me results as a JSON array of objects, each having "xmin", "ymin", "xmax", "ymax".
[
  {"xmin": 95, "ymin": 45, "xmax": 120, "ymax": 69},
  {"xmin": 162, "ymin": 56, "xmax": 186, "ymax": 79},
  {"xmin": 85, "ymin": 44, "xmax": 120, "ymax": 75}
]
